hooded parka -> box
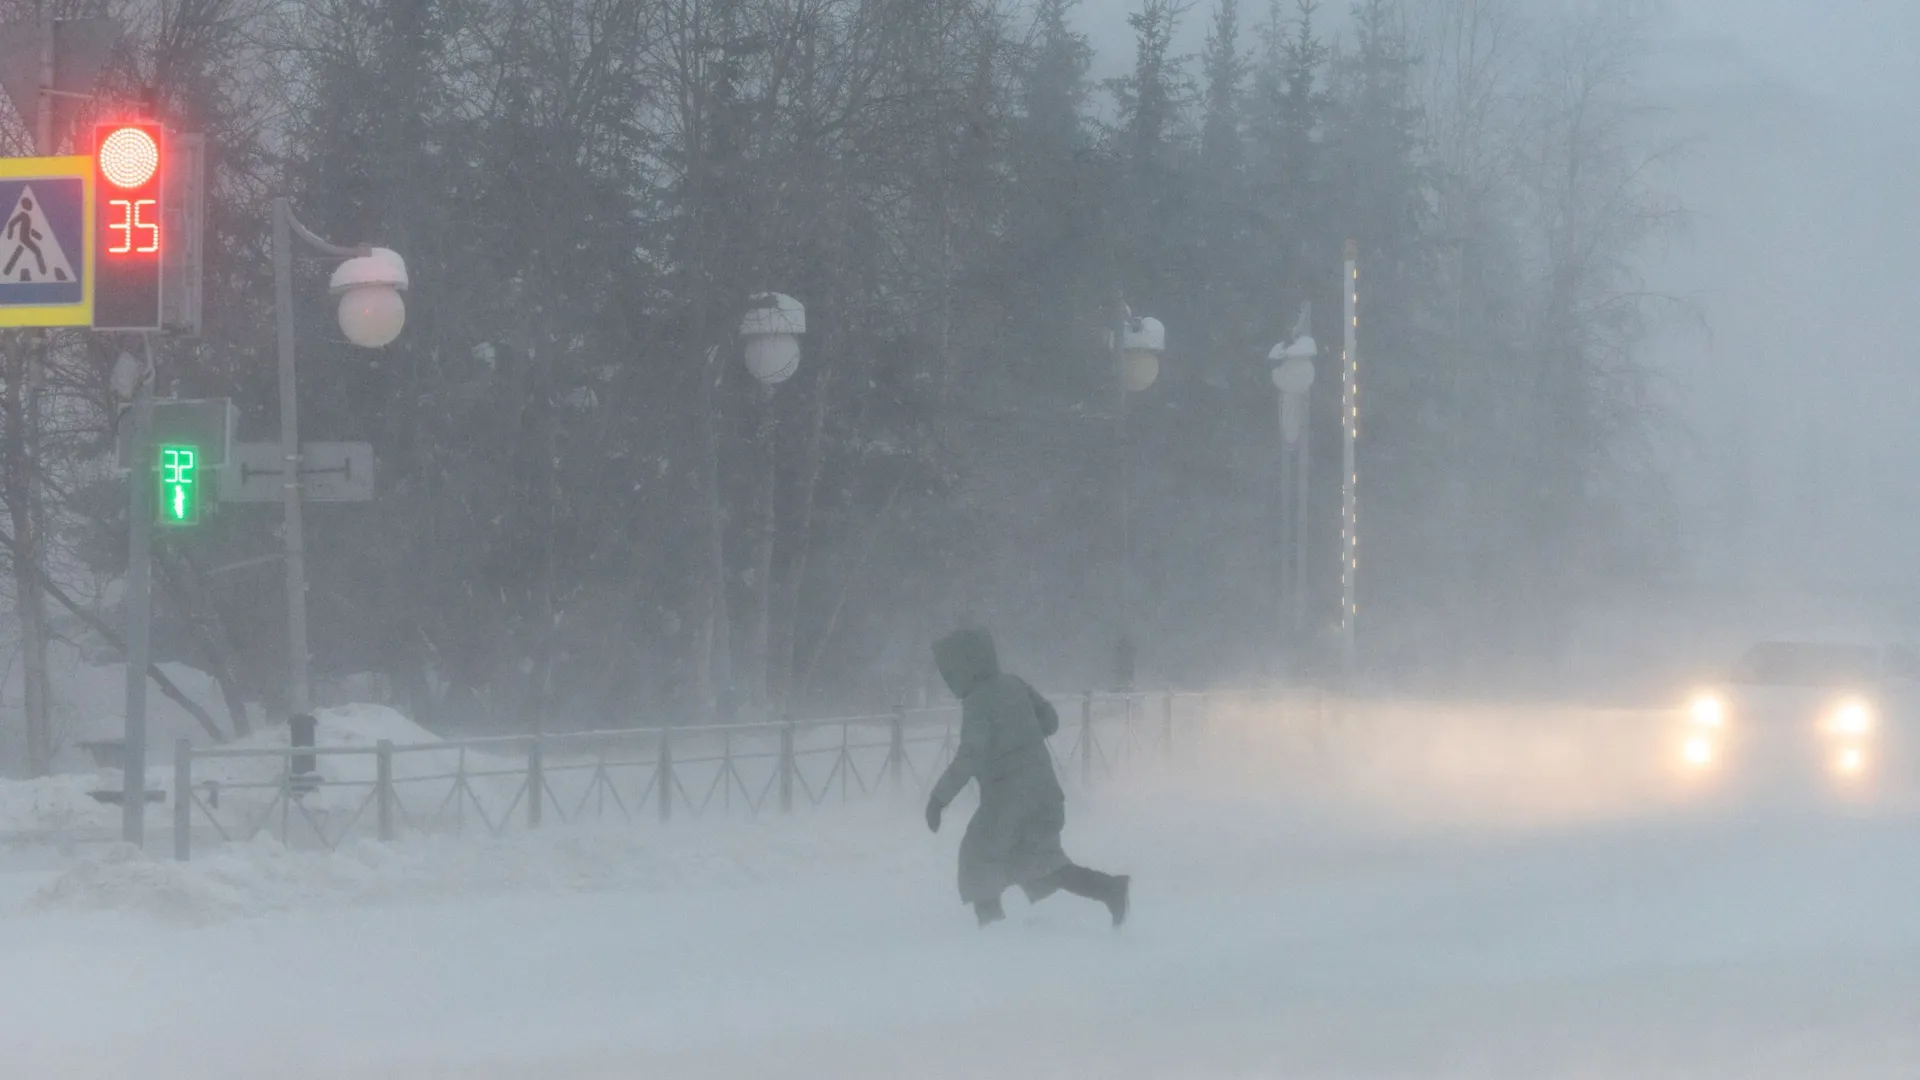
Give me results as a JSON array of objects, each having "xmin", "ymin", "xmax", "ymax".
[{"xmin": 929, "ymin": 628, "xmax": 1071, "ymax": 904}]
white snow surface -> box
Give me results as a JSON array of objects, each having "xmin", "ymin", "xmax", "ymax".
[{"xmin": 5, "ymin": 712, "xmax": 1920, "ymax": 1078}]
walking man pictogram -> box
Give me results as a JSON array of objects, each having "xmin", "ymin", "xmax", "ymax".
[{"xmin": 4, "ymin": 196, "xmax": 47, "ymax": 280}]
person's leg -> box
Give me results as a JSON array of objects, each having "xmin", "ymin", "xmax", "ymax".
[
  {"xmin": 975, "ymin": 894, "xmax": 1006, "ymax": 927},
  {"xmin": 1028, "ymin": 864, "xmax": 1130, "ymax": 926}
]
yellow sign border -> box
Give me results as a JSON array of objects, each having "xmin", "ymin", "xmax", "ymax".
[{"xmin": 0, "ymin": 155, "xmax": 92, "ymax": 327}]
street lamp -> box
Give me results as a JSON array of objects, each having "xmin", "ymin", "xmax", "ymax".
[
  {"xmin": 1111, "ymin": 304, "xmax": 1163, "ymax": 690},
  {"xmin": 1269, "ymin": 304, "xmax": 1317, "ymax": 652},
  {"xmin": 273, "ymin": 197, "xmax": 407, "ymax": 718},
  {"xmin": 329, "ymin": 247, "xmax": 410, "ymax": 348},
  {"xmin": 729, "ymin": 292, "xmax": 805, "ymax": 710},
  {"xmin": 739, "ymin": 291, "xmax": 805, "ymax": 385},
  {"xmin": 1118, "ymin": 315, "xmax": 1165, "ymax": 393}
]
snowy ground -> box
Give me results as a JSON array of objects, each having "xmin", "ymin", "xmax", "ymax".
[{"xmin": 5, "ymin": 718, "xmax": 1920, "ymax": 1079}]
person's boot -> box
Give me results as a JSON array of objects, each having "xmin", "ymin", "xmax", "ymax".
[
  {"xmin": 975, "ymin": 897, "xmax": 1006, "ymax": 928},
  {"xmin": 1050, "ymin": 865, "xmax": 1131, "ymax": 928},
  {"xmin": 1106, "ymin": 874, "xmax": 1131, "ymax": 928}
]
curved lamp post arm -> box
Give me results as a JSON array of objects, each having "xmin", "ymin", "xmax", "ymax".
[{"xmin": 282, "ymin": 203, "xmax": 373, "ymax": 259}]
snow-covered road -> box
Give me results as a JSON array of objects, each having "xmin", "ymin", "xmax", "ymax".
[{"xmin": 5, "ymin": 771, "xmax": 1920, "ymax": 1078}]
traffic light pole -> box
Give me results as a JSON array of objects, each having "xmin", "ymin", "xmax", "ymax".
[{"xmin": 121, "ymin": 336, "xmax": 154, "ymax": 843}]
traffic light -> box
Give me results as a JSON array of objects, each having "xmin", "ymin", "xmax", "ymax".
[
  {"xmin": 92, "ymin": 121, "xmax": 164, "ymax": 331},
  {"xmin": 156, "ymin": 443, "xmax": 199, "ymax": 525}
]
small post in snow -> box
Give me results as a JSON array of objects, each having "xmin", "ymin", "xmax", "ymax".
[
  {"xmin": 656, "ymin": 729, "xmax": 674, "ymax": 824},
  {"xmin": 526, "ymin": 737, "xmax": 544, "ymax": 829},
  {"xmin": 375, "ymin": 739, "xmax": 394, "ymax": 842},
  {"xmin": 1080, "ymin": 693, "xmax": 1094, "ymax": 786},
  {"xmin": 888, "ymin": 706, "xmax": 907, "ymax": 798},
  {"xmin": 1162, "ymin": 692, "xmax": 1175, "ymax": 761},
  {"xmin": 778, "ymin": 720, "xmax": 797, "ymax": 813},
  {"xmin": 172, "ymin": 739, "xmax": 192, "ymax": 861}
]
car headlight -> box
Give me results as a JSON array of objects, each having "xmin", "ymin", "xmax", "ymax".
[
  {"xmin": 1688, "ymin": 694, "xmax": 1726, "ymax": 727},
  {"xmin": 1682, "ymin": 736, "xmax": 1715, "ymax": 767},
  {"xmin": 1834, "ymin": 745, "xmax": 1868, "ymax": 776},
  {"xmin": 1828, "ymin": 699, "xmax": 1874, "ymax": 737}
]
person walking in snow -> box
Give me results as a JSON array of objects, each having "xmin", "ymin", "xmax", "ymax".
[{"xmin": 924, "ymin": 627, "xmax": 1130, "ymax": 928}]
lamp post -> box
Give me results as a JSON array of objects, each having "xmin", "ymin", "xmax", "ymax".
[
  {"xmin": 1269, "ymin": 304, "xmax": 1317, "ymax": 655},
  {"xmin": 737, "ymin": 292, "xmax": 804, "ymax": 708},
  {"xmin": 272, "ymin": 197, "xmax": 408, "ymax": 717},
  {"xmin": 1112, "ymin": 303, "xmax": 1163, "ymax": 690}
]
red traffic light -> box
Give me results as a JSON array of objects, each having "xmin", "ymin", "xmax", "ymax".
[
  {"xmin": 98, "ymin": 126, "xmax": 160, "ymax": 189},
  {"xmin": 92, "ymin": 121, "xmax": 165, "ymax": 330}
]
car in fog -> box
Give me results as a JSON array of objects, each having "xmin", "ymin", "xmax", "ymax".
[{"xmin": 1678, "ymin": 641, "xmax": 1920, "ymax": 794}]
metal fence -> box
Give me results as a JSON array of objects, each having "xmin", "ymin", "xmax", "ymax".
[{"xmin": 167, "ymin": 690, "xmax": 1310, "ymax": 860}]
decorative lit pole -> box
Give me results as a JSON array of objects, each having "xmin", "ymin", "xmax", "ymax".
[
  {"xmin": 272, "ymin": 198, "xmax": 408, "ymax": 717},
  {"xmin": 1268, "ymin": 304, "xmax": 1317, "ymax": 652},
  {"xmin": 1112, "ymin": 303, "xmax": 1163, "ymax": 690},
  {"xmin": 1340, "ymin": 241, "xmax": 1359, "ymax": 677}
]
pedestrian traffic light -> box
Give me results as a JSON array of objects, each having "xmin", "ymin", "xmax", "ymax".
[
  {"xmin": 92, "ymin": 121, "xmax": 164, "ymax": 331},
  {"xmin": 157, "ymin": 443, "xmax": 199, "ymax": 525}
]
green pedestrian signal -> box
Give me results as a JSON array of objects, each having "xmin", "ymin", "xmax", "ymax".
[{"xmin": 157, "ymin": 443, "xmax": 199, "ymax": 525}]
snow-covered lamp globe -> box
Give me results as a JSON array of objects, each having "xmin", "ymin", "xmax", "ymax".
[
  {"xmin": 739, "ymin": 292, "xmax": 806, "ymax": 385},
  {"xmin": 329, "ymin": 247, "xmax": 409, "ymax": 348},
  {"xmin": 1269, "ymin": 333, "xmax": 1317, "ymax": 393},
  {"xmin": 1269, "ymin": 333, "xmax": 1317, "ymax": 445},
  {"xmin": 1118, "ymin": 315, "xmax": 1165, "ymax": 393}
]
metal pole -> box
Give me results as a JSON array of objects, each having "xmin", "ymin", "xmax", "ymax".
[
  {"xmin": 656, "ymin": 729, "xmax": 674, "ymax": 823},
  {"xmin": 888, "ymin": 706, "xmax": 906, "ymax": 797},
  {"xmin": 172, "ymin": 738, "xmax": 191, "ymax": 860},
  {"xmin": 778, "ymin": 720, "xmax": 795, "ymax": 813},
  {"xmin": 1294, "ymin": 399, "xmax": 1311, "ymax": 642},
  {"xmin": 375, "ymin": 739, "xmax": 394, "ymax": 841},
  {"xmin": 273, "ymin": 198, "xmax": 312, "ymax": 717},
  {"xmin": 1277, "ymin": 390, "xmax": 1292, "ymax": 662},
  {"xmin": 34, "ymin": 12, "xmax": 52, "ymax": 155},
  {"xmin": 1116, "ymin": 320, "xmax": 1131, "ymax": 638},
  {"xmin": 526, "ymin": 737, "xmax": 544, "ymax": 829},
  {"xmin": 121, "ymin": 337, "xmax": 154, "ymax": 845},
  {"xmin": 17, "ymin": 14, "xmax": 54, "ymax": 775},
  {"xmin": 1079, "ymin": 693, "xmax": 1093, "ymax": 787}
]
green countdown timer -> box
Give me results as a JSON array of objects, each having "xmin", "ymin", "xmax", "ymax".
[{"xmin": 157, "ymin": 443, "xmax": 199, "ymax": 525}]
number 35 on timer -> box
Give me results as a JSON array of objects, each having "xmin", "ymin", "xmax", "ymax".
[{"xmin": 106, "ymin": 196, "xmax": 158, "ymax": 255}]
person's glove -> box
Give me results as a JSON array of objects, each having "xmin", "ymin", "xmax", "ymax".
[{"xmin": 925, "ymin": 796, "xmax": 944, "ymax": 833}]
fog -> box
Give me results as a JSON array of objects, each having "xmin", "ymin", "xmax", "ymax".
[
  {"xmin": 0, "ymin": 0, "xmax": 1900, "ymax": 756},
  {"xmin": 1072, "ymin": 0, "xmax": 1920, "ymax": 691},
  {"xmin": 4, "ymin": 5, "xmax": 1920, "ymax": 1075},
  {"xmin": 1639, "ymin": 2, "xmax": 1920, "ymax": 647}
]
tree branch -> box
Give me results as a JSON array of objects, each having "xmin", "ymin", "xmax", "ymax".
[{"xmin": 0, "ymin": 523, "xmax": 227, "ymax": 743}]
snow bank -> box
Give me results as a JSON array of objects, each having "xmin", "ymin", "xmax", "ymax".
[
  {"xmin": 24, "ymin": 806, "xmax": 935, "ymax": 924},
  {"xmin": 0, "ymin": 774, "xmax": 120, "ymax": 839},
  {"xmin": 0, "ymin": 638, "xmax": 237, "ymax": 776}
]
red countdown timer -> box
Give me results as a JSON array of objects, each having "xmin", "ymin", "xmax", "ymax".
[{"xmin": 92, "ymin": 122, "xmax": 164, "ymax": 331}]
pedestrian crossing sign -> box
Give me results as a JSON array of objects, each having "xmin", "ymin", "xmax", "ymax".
[{"xmin": 0, "ymin": 156, "xmax": 91, "ymax": 327}]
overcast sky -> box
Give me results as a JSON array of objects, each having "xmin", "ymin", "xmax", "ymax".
[{"xmin": 1666, "ymin": 0, "xmax": 1920, "ymax": 112}]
